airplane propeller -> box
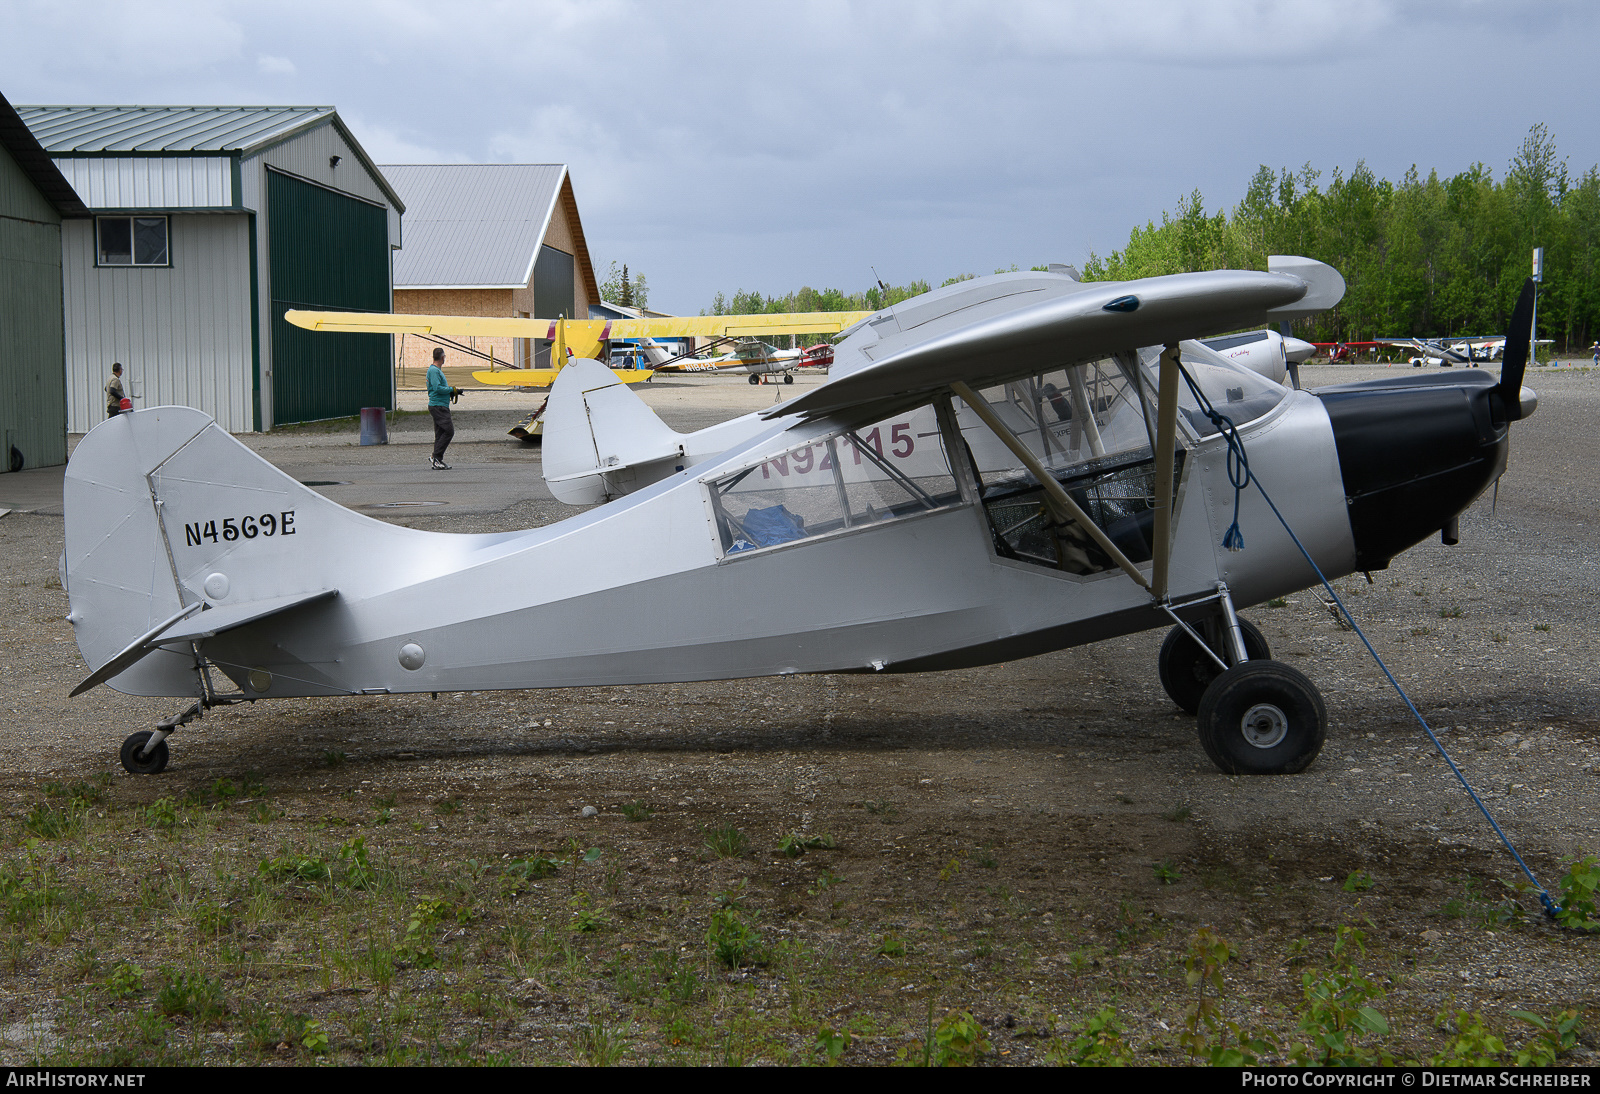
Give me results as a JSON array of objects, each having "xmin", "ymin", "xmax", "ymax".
[{"xmin": 1494, "ymin": 278, "xmax": 1536, "ymax": 421}]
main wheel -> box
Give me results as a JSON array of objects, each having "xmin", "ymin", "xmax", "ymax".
[
  {"xmin": 748, "ymin": 374, "xmax": 760, "ymax": 385},
  {"xmin": 1158, "ymin": 618, "xmax": 1269, "ymax": 714},
  {"xmin": 120, "ymin": 731, "xmax": 169, "ymax": 775},
  {"xmin": 1196, "ymin": 660, "xmax": 1326, "ymax": 775},
  {"xmin": 783, "ymin": 374, "xmax": 794, "ymax": 384}
]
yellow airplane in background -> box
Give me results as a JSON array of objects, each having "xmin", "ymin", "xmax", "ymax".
[{"xmin": 284, "ymin": 309, "xmax": 873, "ymax": 388}]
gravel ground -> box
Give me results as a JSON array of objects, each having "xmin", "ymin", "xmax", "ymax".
[{"xmin": 0, "ymin": 362, "xmax": 1595, "ymax": 1064}]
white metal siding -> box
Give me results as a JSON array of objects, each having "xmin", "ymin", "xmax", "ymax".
[
  {"xmin": 52, "ymin": 156, "xmax": 232, "ymax": 209},
  {"xmin": 62, "ymin": 214, "xmax": 253, "ymax": 433}
]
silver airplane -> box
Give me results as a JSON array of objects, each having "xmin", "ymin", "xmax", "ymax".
[{"xmin": 62, "ymin": 257, "xmax": 1539, "ymax": 781}]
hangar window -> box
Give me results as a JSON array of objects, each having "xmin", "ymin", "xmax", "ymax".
[
  {"xmin": 708, "ymin": 406, "xmax": 963, "ymax": 556},
  {"xmin": 97, "ymin": 216, "xmax": 170, "ymax": 267}
]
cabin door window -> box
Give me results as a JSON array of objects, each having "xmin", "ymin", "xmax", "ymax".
[{"xmin": 955, "ymin": 355, "xmax": 1173, "ymax": 575}]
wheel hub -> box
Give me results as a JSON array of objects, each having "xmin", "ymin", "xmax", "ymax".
[{"xmin": 1240, "ymin": 703, "xmax": 1288, "ymax": 749}]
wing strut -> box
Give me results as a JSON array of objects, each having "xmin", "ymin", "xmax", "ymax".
[
  {"xmin": 1149, "ymin": 344, "xmax": 1182, "ymax": 599},
  {"xmin": 950, "ymin": 381, "xmax": 1150, "ymax": 590}
]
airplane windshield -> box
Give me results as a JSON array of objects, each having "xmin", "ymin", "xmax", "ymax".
[{"xmin": 1142, "ymin": 340, "xmax": 1288, "ymax": 437}]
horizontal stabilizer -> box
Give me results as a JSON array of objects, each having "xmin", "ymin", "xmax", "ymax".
[
  {"xmin": 161, "ymin": 588, "xmax": 338, "ymax": 643},
  {"xmin": 69, "ymin": 588, "xmax": 337, "ymax": 697},
  {"xmin": 69, "ymin": 603, "xmax": 203, "ymax": 697}
]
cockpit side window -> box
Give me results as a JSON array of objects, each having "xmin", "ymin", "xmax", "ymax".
[{"xmin": 707, "ymin": 403, "xmax": 963, "ymax": 557}]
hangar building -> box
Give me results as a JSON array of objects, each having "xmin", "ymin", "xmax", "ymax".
[
  {"xmin": 0, "ymin": 91, "xmax": 86, "ymax": 472},
  {"xmin": 383, "ymin": 164, "xmax": 598, "ymax": 378},
  {"xmin": 19, "ymin": 105, "xmax": 404, "ymax": 432}
]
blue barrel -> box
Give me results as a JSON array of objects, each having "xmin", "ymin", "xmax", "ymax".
[{"xmin": 359, "ymin": 407, "xmax": 389, "ymax": 445}]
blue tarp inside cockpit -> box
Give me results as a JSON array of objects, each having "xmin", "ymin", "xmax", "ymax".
[{"xmin": 741, "ymin": 504, "xmax": 808, "ymax": 547}]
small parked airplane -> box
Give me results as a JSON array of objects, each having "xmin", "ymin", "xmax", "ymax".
[{"xmin": 65, "ymin": 258, "xmax": 1539, "ymax": 785}]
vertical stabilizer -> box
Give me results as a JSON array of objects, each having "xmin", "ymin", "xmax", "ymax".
[{"xmin": 542, "ymin": 359, "xmax": 687, "ymax": 504}]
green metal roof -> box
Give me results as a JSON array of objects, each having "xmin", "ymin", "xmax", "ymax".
[{"xmin": 16, "ymin": 105, "xmax": 336, "ymax": 154}]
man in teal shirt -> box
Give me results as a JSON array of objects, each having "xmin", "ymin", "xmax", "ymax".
[{"xmin": 427, "ymin": 347, "xmax": 462, "ymax": 469}]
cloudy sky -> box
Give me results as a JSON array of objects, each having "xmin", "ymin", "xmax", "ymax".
[{"xmin": 5, "ymin": 0, "xmax": 1593, "ymax": 313}]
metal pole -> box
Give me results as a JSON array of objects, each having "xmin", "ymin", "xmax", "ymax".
[{"xmin": 1149, "ymin": 345, "xmax": 1181, "ymax": 599}]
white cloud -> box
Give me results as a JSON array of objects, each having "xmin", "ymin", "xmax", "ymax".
[{"xmin": 257, "ymin": 55, "xmax": 296, "ymax": 75}]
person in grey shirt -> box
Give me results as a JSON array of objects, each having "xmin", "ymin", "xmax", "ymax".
[{"xmin": 105, "ymin": 363, "xmax": 125, "ymax": 419}]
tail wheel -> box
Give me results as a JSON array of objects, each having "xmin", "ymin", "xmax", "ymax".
[
  {"xmin": 1196, "ymin": 660, "xmax": 1326, "ymax": 775},
  {"xmin": 1158, "ymin": 618, "xmax": 1269, "ymax": 714},
  {"xmin": 120, "ymin": 731, "xmax": 169, "ymax": 775}
]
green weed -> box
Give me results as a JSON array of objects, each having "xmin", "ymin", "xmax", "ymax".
[
  {"xmin": 1343, "ymin": 871, "xmax": 1375, "ymax": 892},
  {"xmin": 703, "ymin": 823, "xmax": 749, "ymax": 859},
  {"xmin": 707, "ymin": 908, "xmax": 767, "ymax": 968},
  {"xmin": 620, "ymin": 800, "xmax": 653, "ymax": 822},
  {"xmin": 778, "ymin": 831, "xmax": 836, "ymax": 858},
  {"xmin": 103, "ymin": 962, "xmax": 143, "ymax": 1000},
  {"xmin": 1555, "ymin": 854, "xmax": 1600, "ymax": 930},
  {"xmin": 1178, "ymin": 927, "xmax": 1275, "ymax": 1065},
  {"xmin": 1290, "ymin": 925, "xmax": 1391, "ymax": 1066},
  {"xmin": 1154, "ymin": 860, "xmax": 1183, "ymax": 885},
  {"xmin": 1050, "ymin": 1006, "xmax": 1129, "ymax": 1066}
]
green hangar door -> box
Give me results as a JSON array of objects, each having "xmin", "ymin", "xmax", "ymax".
[{"xmin": 268, "ymin": 171, "xmax": 391, "ymax": 425}]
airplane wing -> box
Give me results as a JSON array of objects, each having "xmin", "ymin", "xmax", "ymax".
[
  {"xmin": 286, "ymin": 309, "xmax": 871, "ymax": 365},
  {"xmin": 284, "ymin": 310, "xmax": 872, "ymax": 340},
  {"xmin": 767, "ymin": 259, "xmax": 1343, "ymax": 422},
  {"xmin": 471, "ymin": 368, "xmax": 654, "ymax": 389}
]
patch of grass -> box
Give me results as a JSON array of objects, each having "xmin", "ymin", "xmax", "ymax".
[
  {"xmin": 574, "ymin": 1020, "xmax": 629, "ymax": 1065},
  {"xmin": 1266, "ymin": 596, "xmax": 1288, "ymax": 608},
  {"xmin": 156, "ymin": 969, "xmax": 226, "ymax": 1020},
  {"xmin": 861, "ymin": 799, "xmax": 899, "ymax": 819},
  {"xmin": 1410, "ymin": 626, "xmax": 1433, "ymax": 636},
  {"xmin": 1154, "ymin": 860, "xmax": 1183, "ymax": 885},
  {"xmin": 1162, "ymin": 802, "xmax": 1193, "ymax": 822},
  {"xmin": 1440, "ymin": 605, "xmax": 1463, "ymax": 619},
  {"xmin": 1343, "ymin": 871, "xmax": 1375, "ymax": 892},
  {"xmin": 322, "ymin": 749, "xmax": 347, "ymax": 768},
  {"xmin": 433, "ymin": 797, "xmax": 463, "ymax": 816},
  {"xmin": 620, "ymin": 800, "xmax": 653, "ymax": 822},
  {"xmin": 1442, "ymin": 877, "xmax": 1525, "ymax": 928},
  {"xmin": 703, "ymin": 823, "xmax": 749, "ymax": 859},
  {"xmin": 973, "ymin": 842, "xmax": 999, "ymax": 869},
  {"xmin": 1534, "ymin": 623, "xmax": 1551, "ymax": 632}
]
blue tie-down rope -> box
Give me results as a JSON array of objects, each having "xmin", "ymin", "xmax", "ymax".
[{"xmin": 1176, "ymin": 365, "xmax": 1561, "ymax": 919}]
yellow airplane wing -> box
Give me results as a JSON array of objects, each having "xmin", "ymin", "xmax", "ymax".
[
  {"xmin": 286, "ymin": 309, "xmax": 872, "ymax": 338},
  {"xmin": 286, "ymin": 309, "xmax": 873, "ymax": 359},
  {"xmin": 472, "ymin": 368, "xmax": 654, "ymax": 389}
]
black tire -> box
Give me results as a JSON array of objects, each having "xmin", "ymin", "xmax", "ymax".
[
  {"xmin": 120, "ymin": 731, "xmax": 169, "ymax": 775},
  {"xmin": 783, "ymin": 374, "xmax": 794, "ymax": 384},
  {"xmin": 1158, "ymin": 618, "xmax": 1270, "ymax": 715},
  {"xmin": 1196, "ymin": 660, "xmax": 1326, "ymax": 775},
  {"xmin": 748, "ymin": 374, "xmax": 760, "ymax": 385}
]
